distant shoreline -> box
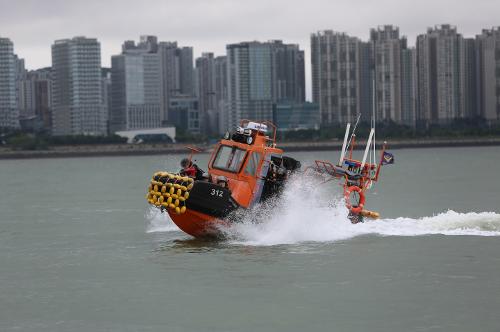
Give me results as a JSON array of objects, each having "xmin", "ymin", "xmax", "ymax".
[{"xmin": 1, "ymin": 137, "xmax": 500, "ymax": 160}]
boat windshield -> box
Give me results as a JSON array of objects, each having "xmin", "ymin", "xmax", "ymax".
[{"xmin": 212, "ymin": 145, "xmax": 247, "ymax": 173}]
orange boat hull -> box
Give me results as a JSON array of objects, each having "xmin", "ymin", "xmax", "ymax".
[{"xmin": 167, "ymin": 209, "xmax": 230, "ymax": 238}]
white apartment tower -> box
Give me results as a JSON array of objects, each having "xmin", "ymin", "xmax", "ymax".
[
  {"xmin": 51, "ymin": 37, "xmax": 106, "ymax": 135},
  {"xmin": 416, "ymin": 25, "xmax": 464, "ymax": 125},
  {"xmin": 311, "ymin": 31, "xmax": 361, "ymax": 124},
  {"xmin": 0, "ymin": 37, "xmax": 20, "ymax": 129},
  {"xmin": 476, "ymin": 28, "xmax": 500, "ymax": 122}
]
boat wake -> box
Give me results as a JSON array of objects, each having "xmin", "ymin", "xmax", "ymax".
[
  {"xmin": 222, "ymin": 176, "xmax": 500, "ymax": 245},
  {"xmin": 146, "ymin": 176, "xmax": 500, "ymax": 245}
]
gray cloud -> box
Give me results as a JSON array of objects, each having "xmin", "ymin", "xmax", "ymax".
[{"xmin": 2, "ymin": 0, "xmax": 499, "ymax": 97}]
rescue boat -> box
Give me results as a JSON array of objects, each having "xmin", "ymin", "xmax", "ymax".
[{"xmin": 146, "ymin": 120, "xmax": 300, "ymax": 238}]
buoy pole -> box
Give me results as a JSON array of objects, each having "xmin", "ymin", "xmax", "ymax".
[
  {"xmin": 361, "ymin": 128, "xmax": 375, "ymax": 170},
  {"xmin": 339, "ymin": 123, "xmax": 351, "ymax": 166},
  {"xmin": 374, "ymin": 141, "xmax": 387, "ymax": 181}
]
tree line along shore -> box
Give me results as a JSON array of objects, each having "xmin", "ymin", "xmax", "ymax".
[
  {"xmin": 2, "ymin": 120, "xmax": 500, "ymax": 159},
  {"xmin": 1, "ymin": 137, "xmax": 500, "ymax": 160}
]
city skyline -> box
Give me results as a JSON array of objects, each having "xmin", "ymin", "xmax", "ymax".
[
  {"xmin": 4, "ymin": 24, "xmax": 500, "ymax": 103},
  {"xmin": 2, "ymin": 22, "xmax": 500, "ymax": 134},
  {"xmin": 3, "ymin": 0, "xmax": 500, "ymax": 100}
]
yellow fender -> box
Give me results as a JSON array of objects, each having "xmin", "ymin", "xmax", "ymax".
[
  {"xmin": 146, "ymin": 170, "xmax": 194, "ymax": 210},
  {"xmin": 360, "ymin": 210, "xmax": 380, "ymax": 219}
]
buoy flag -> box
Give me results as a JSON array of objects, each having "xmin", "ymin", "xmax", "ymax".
[{"xmin": 381, "ymin": 151, "xmax": 395, "ymax": 165}]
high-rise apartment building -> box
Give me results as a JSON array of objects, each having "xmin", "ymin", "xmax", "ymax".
[
  {"xmin": 370, "ymin": 25, "xmax": 404, "ymax": 123},
  {"xmin": 51, "ymin": 37, "xmax": 106, "ymax": 135},
  {"xmin": 476, "ymin": 28, "xmax": 500, "ymax": 122},
  {"xmin": 16, "ymin": 57, "xmax": 31, "ymax": 120},
  {"xmin": 0, "ymin": 37, "xmax": 20, "ymax": 129},
  {"xmin": 400, "ymin": 47, "xmax": 417, "ymax": 126},
  {"xmin": 223, "ymin": 40, "xmax": 305, "ymax": 131},
  {"xmin": 111, "ymin": 36, "xmax": 162, "ymax": 132},
  {"xmin": 225, "ymin": 41, "xmax": 273, "ymax": 130},
  {"xmin": 358, "ymin": 41, "xmax": 374, "ymax": 122},
  {"xmin": 111, "ymin": 36, "xmax": 197, "ymax": 133},
  {"xmin": 416, "ymin": 25, "xmax": 465, "ymax": 125},
  {"xmin": 34, "ymin": 68, "xmax": 53, "ymax": 131},
  {"xmin": 17, "ymin": 67, "xmax": 53, "ymax": 132},
  {"xmin": 462, "ymin": 38, "xmax": 478, "ymax": 119},
  {"xmin": 214, "ymin": 56, "xmax": 228, "ymax": 134},
  {"xmin": 370, "ymin": 26, "xmax": 418, "ymax": 126},
  {"xmin": 195, "ymin": 53, "xmax": 217, "ymax": 134},
  {"xmin": 101, "ymin": 68, "xmax": 111, "ymax": 132},
  {"xmin": 214, "ymin": 56, "xmax": 228, "ymax": 102},
  {"xmin": 158, "ymin": 42, "xmax": 195, "ymax": 121},
  {"xmin": 311, "ymin": 31, "xmax": 362, "ymax": 124},
  {"xmin": 269, "ymin": 40, "xmax": 306, "ymax": 103}
]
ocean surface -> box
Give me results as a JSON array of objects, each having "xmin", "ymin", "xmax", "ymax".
[{"xmin": 1, "ymin": 146, "xmax": 500, "ymax": 332}]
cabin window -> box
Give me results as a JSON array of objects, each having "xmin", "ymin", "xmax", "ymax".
[
  {"xmin": 212, "ymin": 145, "xmax": 247, "ymax": 173},
  {"xmin": 244, "ymin": 152, "xmax": 262, "ymax": 176}
]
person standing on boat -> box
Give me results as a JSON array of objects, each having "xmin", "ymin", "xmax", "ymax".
[{"xmin": 180, "ymin": 158, "xmax": 204, "ymax": 180}]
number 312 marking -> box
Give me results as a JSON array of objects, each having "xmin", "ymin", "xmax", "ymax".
[{"xmin": 210, "ymin": 189, "xmax": 223, "ymax": 197}]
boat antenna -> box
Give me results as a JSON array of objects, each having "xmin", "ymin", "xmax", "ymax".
[{"xmin": 370, "ymin": 75, "xmax": 377, "ymax": 180}]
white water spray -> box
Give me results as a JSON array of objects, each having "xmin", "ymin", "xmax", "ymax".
[
  {"xmin": 222, "ymin": 176, "xmax": 500, "ymax": 246},
  {"xmin": 145, "ymin": 207, "xmax": 179, "ymax": 233}
]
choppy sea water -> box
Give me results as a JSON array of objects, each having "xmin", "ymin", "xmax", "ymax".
[{"xmin": 1, "ymin": 146, "xmax": 500, "ymax": 331}]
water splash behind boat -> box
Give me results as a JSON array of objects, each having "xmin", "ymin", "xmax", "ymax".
[{"xmin": 222, "ymin": 175, "xmax": 500, "ymax": 245}]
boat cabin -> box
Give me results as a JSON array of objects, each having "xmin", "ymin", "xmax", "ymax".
[{"xmin": 206, "ymin": 120, "xmax": 300, "ymax": 208}]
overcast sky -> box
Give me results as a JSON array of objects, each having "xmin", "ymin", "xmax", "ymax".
[{"xmin": 2, "ymin": 0, "xmax": 499, "ymax": 97}]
